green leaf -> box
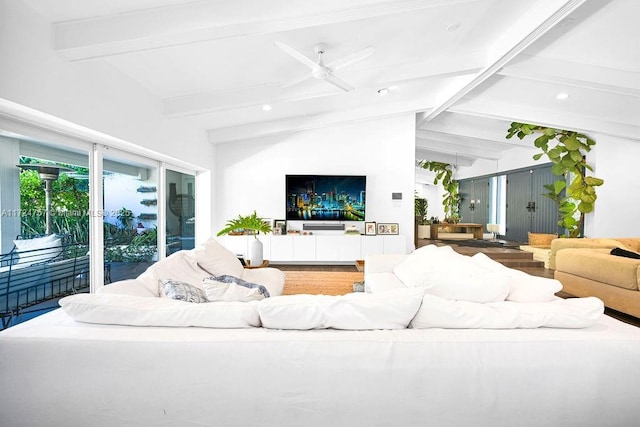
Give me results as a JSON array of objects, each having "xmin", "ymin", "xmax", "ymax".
[
  {"xmin": 578, "ymin": 201, "xmax": 593, "ymax": 213},
  {"xmin": 570, "ymin": 150, "xmax": 583, "ymax": 162},
  {"xmin": 533, "ymin": 152, "xmax": 544, "ymax": 161},
  {"xmin": 564, "ymin": 135, "xmax": 581, "ymax": 150},
  {"xmin": 584, "ymin": 176, "xmax": 604, "ymax": 186},
  {"xmin": 534, "ymin": 135, "xmax": 549, "ymax": 148},
  {"xmin": 553, "ymin": 180, "xmax": 566, "ymax": 194},
  {"xmin": 551, "ymin": 162, "xmax": 566, "ymax": 176}
]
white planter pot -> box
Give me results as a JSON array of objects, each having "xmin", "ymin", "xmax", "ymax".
[
  {"xmin": 249, "ymin": 238, "xmax": 263, "ymax": 266},
  {"xmin": 417, "ymin": 225, "xmax": 430, "ymax": 239}
]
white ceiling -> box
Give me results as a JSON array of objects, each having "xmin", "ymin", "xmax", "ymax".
[{"xmin": 20, "ymin": 0, "xmax": 640, "ymax": 168}]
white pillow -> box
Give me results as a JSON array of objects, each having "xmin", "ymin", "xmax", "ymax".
[
  {"xmin": 59, "ymin": 293, "xmax": 261, "ymax": 328},
  {"xmin": 258, "ymin": 288, "xmax": 425, "ymax": 330},
  {"xmin": 393, "ymin": 247, "xmax": 509, "ymax": 303},
  {"xmin": 203, "ymin": 278, "xmax": 266, "ymax": 302},
  {"xmin": 470, "ymin": 253, "xmax": 562, "ymax": 302},
  {"xmin": 139, "ymin": 251, "xmax": 210, "ymax": 296},
  {"xmin": 14, "ymin": 235, "xmax": 62, "ymax": 265},
  {"xmin": 196, "ymin": 238, "xmax": 244, "ymax": 278}
]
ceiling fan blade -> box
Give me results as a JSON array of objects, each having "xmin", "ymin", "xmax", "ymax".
[
  {"xmin": 281, "ymin": 73, "xmax": 313, "ymax": 88},
  {"xmin": 324, "ymin": 73, "xmax": 354, "ymax": 92},
  {"xmin": 326, "ymin": 46, "xmax": 374, "ymax": 71},
  {"xmin": 274, "ymin": 41, "xmax": 318, "ymax": 70}
]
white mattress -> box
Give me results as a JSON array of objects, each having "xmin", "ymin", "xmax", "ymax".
[{"xmin": 1, "ymin": 308, "xmax": 640, "ymax": 427}]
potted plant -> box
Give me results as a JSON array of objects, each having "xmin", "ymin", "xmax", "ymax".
[
  {"xmin": 414, "ymin": 194, "xmax": 430, "ymax": 239},
  {"xmin": 217, "ymin": 211, "xmax": 272, "ymax": 266}
]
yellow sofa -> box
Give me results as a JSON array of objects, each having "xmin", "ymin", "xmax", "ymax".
[{"xmin": 550, "ymin": 237, "xmax": 640, "ymax": 318}]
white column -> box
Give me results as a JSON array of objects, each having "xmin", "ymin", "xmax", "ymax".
[
  {"xmin": 89, "ymin": 143, "xmax": 104, "ymax": 292},
  {"xmin": 0, "ymin": 136, "xmax": 21, "ymax": 254}
]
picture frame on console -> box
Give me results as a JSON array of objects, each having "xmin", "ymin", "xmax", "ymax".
[
  {"xmin": 273, "ymin": 219, "xmax": 286, "ymax": 235},
  {"xmin": 377, "ymin": 223, "xmax": 399, "ymax": 235},
  {"xmin": 365, "ymin": 221, "xmax": 377, "ymax": 235}
]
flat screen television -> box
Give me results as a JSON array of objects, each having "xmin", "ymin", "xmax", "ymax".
[{"xmin": 286, "ymin": 175, "xmax": 366, "ymax": 221}]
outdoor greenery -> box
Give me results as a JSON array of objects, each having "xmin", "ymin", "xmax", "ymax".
[
  {"xmin": 18, "ymin": 157, "xmax": 90, "ymax": 243},
  {"xmin": 217, "ymin": 211, "xmax": 272, "ymax": 238},
  {"xmin": 506, "ymin": 122, "xmax": 604, "ymax": 237},
  {"xmin": 18, "ymin": 156, "xmax": 158, "ymax": 261},
  {"xmin": 418, "ymin": 160, "xmax": 460, "ymax": 223}
]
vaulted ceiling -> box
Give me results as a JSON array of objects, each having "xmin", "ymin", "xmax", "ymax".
[{"xmin": 20, "ymin": 0, "xmax": 640, "ymax": 170}]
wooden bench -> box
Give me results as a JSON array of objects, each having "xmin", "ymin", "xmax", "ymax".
[{"xmin": 430, "ymin": 223, "xmax": 484, "ymax": 240}]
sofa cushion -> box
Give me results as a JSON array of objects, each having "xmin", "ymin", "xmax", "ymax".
[
  {"xmin": 59, "ymin": 293, "xmax": 261, "ymax": 328},
  {"xmin": 410, "ymin": 293, "xmax": 603, "ymax": 329},
  {"xmin": 556, "ymin": 248, "xmax": 640, "ymax": 291},
  {"xmin": 258, "ymin": 288, "xmax": 425, "ymax": 330}
]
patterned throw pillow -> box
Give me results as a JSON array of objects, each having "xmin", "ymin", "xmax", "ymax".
[
  {"xmin": 160, "ymin": 279, "xmax": 208, "ymax": 303},
  {"xmin": 207, "ymin": 275, "xmax": 270, "ymax": 298}
]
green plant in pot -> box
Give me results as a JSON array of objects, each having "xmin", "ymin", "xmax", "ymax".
[
  {"xmin": 217, "ymin": 211, "xmax": 272, "ymax": 266},
  {"xmin": 414, "ymin": 193, "xmax": 430, "ymax": 239}
]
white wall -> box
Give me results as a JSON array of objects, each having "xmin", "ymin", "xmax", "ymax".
[
  {"xmin": 215, "ymin": 115, "xmax": 416, "ymax": 253},
  {"xmin": 0, "ymin": 0, "xmax": 212, "ymax": 170},
  {"xmin": 587, "ymin": 134, "xmax": 640, "ymax": 237},
  {"xmin": 456, "ymin": 145, "xmax": 543, "ymax": 180}
]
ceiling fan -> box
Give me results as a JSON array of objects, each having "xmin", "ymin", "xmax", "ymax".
[{"xmin": 274, "ymin": 41, "xmax": 374, "ymax": 92}]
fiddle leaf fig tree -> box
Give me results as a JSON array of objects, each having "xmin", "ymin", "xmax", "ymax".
[
  {"xmin": 419, "ymin": 160, "xmax": 460, "ymax": 223},
  {"xmin": 506, "ymin": 122, "xmax": 604, "ymax": 237}
]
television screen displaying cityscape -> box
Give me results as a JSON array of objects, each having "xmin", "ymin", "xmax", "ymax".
[{"xmin": 285, "ymin": 175, "xmax": 366, "ymax": 221}]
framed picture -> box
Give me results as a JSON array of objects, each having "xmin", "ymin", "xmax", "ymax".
[
  {"xmin": 377, "ymin": 223, "xmax": 399, "ymax": 235},
  {"xmin": 365, "ymin": 221, "xmax": 377, "ymax": 235},
  {"xmin": 273, "ymin": 219, "xmax": 286, "ymax": 235}
]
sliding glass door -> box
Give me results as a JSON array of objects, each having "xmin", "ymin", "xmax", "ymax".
[
  {"xmin": 165, "ymin": 169, "xmax": 196, "ymax": 255},
  {"xmin": 102, "ymin": 150, "xmax": 159, "ymax": 282}
]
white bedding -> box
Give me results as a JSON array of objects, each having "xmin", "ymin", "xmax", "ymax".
[{"xmin": 1, "ymin": 309, "xmax": 640, "ymax": 427}]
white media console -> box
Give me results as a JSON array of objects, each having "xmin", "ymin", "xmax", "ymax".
[{"xmin": 218, "ymin": 234, "xmax": 407, "ymax": 264}]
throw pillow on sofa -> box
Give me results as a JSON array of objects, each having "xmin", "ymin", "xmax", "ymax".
[
  {"xmin": 203, "ymin": 276, "xmax": 268, "ymax": 302},
  {"xmin": 610, "ymin": 247, "xmax": 640, "ymax": 259},
  {"xmin": 161, "ymin": 279, "xmax": 209, "ymax": 303},
  {"xmin": 392, "ymin": 245, "xmax": 510, "ymax": 303},
  {"xmin": 196, "ymin": 238, "xmax": 244, "ymax": 278}
]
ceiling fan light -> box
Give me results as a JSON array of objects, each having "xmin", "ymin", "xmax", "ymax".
[
  {"xmin": 313, "ymin": 69, "xmax": 329, "ymax": 79},
  {"xmin": 556, "ymin": 92, "xmax": 569, "ymax": 100},
  {"xmin": 262, "ymin": 104, "xmax": 272, "ymax": 111}
]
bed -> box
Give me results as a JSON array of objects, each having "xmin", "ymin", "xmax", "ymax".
[{"xmin": 1, "ymin": 307, "xmax": 640, "ymax": 427}]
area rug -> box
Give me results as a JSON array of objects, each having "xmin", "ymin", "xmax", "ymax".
[{"xmin": 282, "ymin": 271, "xmax": 364, "ymax": 295}]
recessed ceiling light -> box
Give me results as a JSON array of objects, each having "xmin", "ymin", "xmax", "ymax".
[
  {"xmin": 377, "ymin": 88, "xmax": 389, "ymax": 96},
  {"xmin": 262, "ymin": 104, "xmax": 272, "ymax": 111},
  {"xmin": 556, "ymin": 92, "xmax": 569, "ymax": 100}
]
